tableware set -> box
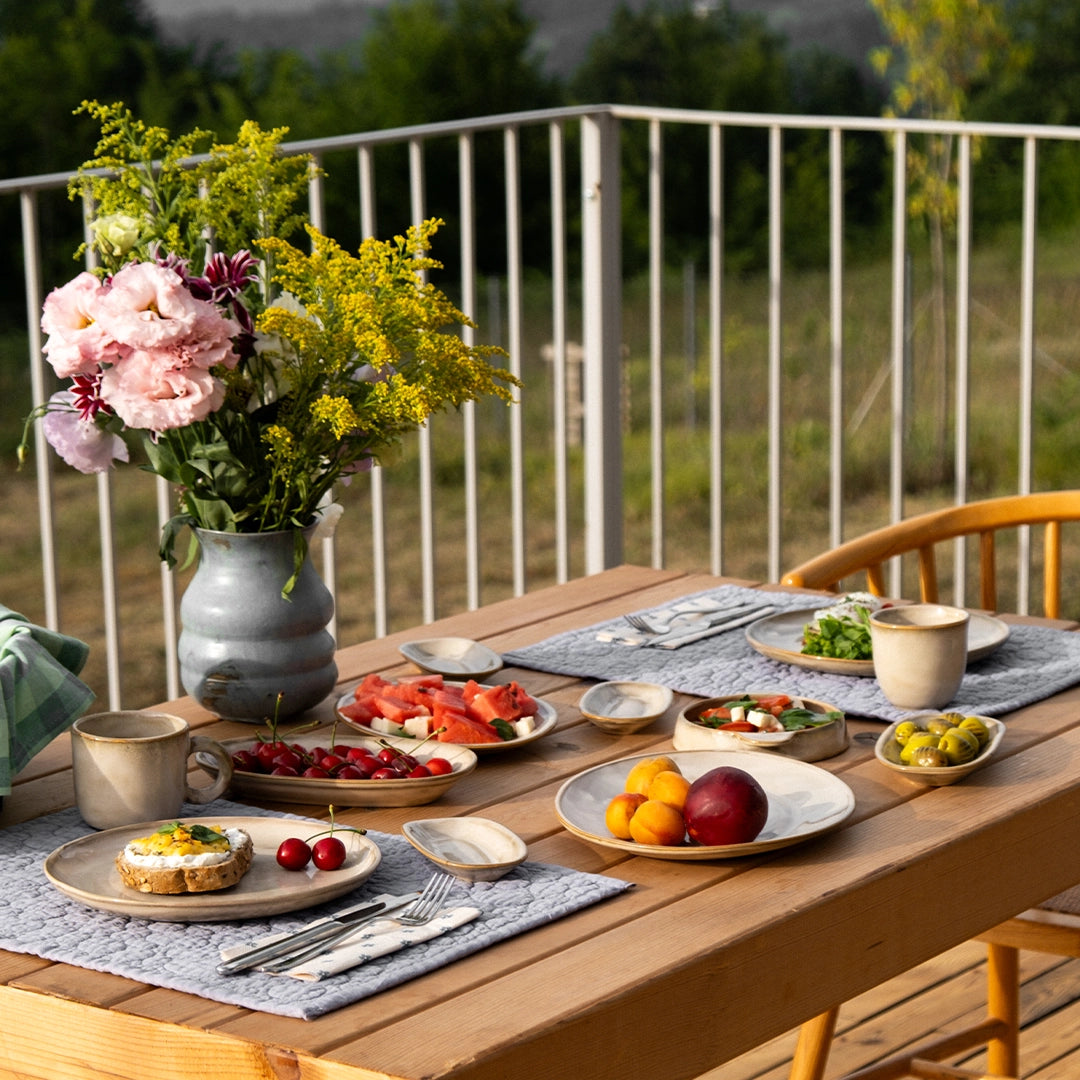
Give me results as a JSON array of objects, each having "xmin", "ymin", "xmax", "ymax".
[{"xmin": 578, "ymin": 681, "xmax": 673, "ymax": 733}]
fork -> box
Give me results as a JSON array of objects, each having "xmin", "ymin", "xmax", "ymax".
[
  {"xmin": 623, "ymin": 601, "xmax": 757, "ymax": 636},
  {"xmin": 260, "ymin": 872, "xmax": 456, "ymax": 973}
]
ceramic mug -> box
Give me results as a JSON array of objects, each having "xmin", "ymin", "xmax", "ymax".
[
  {"xmin": 71, "ymin": 711, "xmax": 233, "ymax": 830},
  {"xmin": 869, "ymin": 604, "xmax": 970, "ymax": 710}
]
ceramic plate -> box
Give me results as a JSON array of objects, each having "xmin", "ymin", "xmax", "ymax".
[
  {"xmin": 555, "ymin": 750, "xmax": 855, "ymax": 861},
  {"xmin": 745, "ymin": 608, "xmax": 1010, "ymax": 677},
  {"xmin": 403, "ymin": 817, "xmax": 528, "ymax": 882},
  {"xmin": 398, "ymin": 637, "xmax": 503, "ymax": 679},
  {"xmin": 579, "ymin": 681, "xmax": 674, "ymax": 734},
  {"xmin": 336, "ymin": 685, "xmax": 558, "ymax": 752},
  {"xmin": 213, "ymin": 733, "xmax": 477, "ymax": 807},
  {"xmin": 874, "ymin": 715, "xmax": 1006, "ymax": 786},
  {"xmin": 44, "ymin": 816, "xmax": 382, "ymax": 921}
]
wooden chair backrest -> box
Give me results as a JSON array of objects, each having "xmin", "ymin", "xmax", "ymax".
[{"xmin": 780, "ymin": 491, "xmax": 1080, "ymax": 619}]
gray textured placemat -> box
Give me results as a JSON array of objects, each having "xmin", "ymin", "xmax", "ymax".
[
  {"xmin": 503, "ymin": 584, "xmax": 1080, "ymax": 722},
  {"xmin": 1, "ymin": 799, "xmax": 631, "ymax": 1020}
]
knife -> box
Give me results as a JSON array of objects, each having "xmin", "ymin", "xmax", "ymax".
[
  {"xmin": 643, "ymin": 605, "xmax": 775, "ymax": 649},
  {"xmin": 216, "ymin": 892, "xmax": 420, "ymax": 976}
]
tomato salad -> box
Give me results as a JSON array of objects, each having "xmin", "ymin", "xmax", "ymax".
[{"xmin": 694, "ymin": 693, "xmax": 842, "ymax": 733}]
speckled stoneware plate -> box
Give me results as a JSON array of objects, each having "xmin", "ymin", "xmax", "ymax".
[
  {"xmin": 403, "ymin": 817, "xmax": 528, "ymax": 882},
  {"xmin": 579, "ymin": 681, "xmax": 674, "ymax": 734},
  {"xmin": 398, "ymin": 637, "xmax": 503, "ymax": 679},
  {"xmin": 874, "ymin": 715, "xmax": 1005, "ymax": 786}
]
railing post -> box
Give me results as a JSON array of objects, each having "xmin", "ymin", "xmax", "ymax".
[{"xmin": 580, "ymin": 110, "xmax": 624, "ymax": 574}]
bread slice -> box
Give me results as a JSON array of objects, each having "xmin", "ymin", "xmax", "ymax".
[{"xmin": 115, "ymin": 828, "xmax": 254, "ymax": 895}]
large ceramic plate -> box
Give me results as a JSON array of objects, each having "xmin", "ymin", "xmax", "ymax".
[
  {"xmin": 745, "ymin": 608, "xmax": 1010, "ymax": 677},
  {"xmin": 336, "ymin": 684, "xmax": 558, "ymax": 753},
  {"xmin": 44, "ymin": 816, "xmax": 381, "ymax": 921},
  {"xmin": 555, "ymin": 750, "xmax": 854, "ymax": 861},
  {"xmin": 213, "ymin": 733, "xmax": 477, "ymax": 807}
]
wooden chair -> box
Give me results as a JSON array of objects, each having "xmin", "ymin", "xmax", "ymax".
[{"xmin": 781, "ymin": 491, "xmax": 1080, "ymax": 1080}]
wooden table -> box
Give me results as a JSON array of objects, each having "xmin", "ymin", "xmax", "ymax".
[{"xmin": 4, "ymin": 565, "xmax": 1080, "ymax": 1080}]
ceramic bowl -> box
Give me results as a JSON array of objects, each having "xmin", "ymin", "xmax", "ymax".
[
  {"xmin": 398, "ymin": 637, "xmax": 503, "ymax": 679},
  {"xmin": 578, "ymin": 681, "xmax": 674, "ymax": 734},
  {"xmin": 874, "ymin": 714, "xmax": 1005, "ymax": 786},
  {"xmin": 402, "ymin": 817, "xmax": 528, "ymax": 882},
  {"xmin": 672, "ymin": 693, "xmax": 848, "ymax": 762}
]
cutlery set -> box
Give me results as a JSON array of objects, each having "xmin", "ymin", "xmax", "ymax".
[{"xmin": 620, "ymin": 601, "xmax": 775, "ymax": 649}]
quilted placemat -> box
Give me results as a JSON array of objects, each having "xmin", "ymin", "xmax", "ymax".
[
  {"xmin": 502, "ymin": 583, "xmax": 1080, "ymax": 722},
  {"xmin": 0, "ymin": 799, "xmax": 631, "ymax": 1020}
]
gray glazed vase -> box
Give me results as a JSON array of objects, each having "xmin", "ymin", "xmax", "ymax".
[{"xmin": 178, "ymin": 527, "xmax": 338, "ymax": 721}]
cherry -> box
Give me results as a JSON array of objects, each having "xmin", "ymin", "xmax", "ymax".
[
  {"xmin": 271, "ymin": 764, "xmax": 300, "ymax": 777},
  {"xmin": 232, "ymin": 749, "xmax": 259, "ymax": 772},
  {"xmin": 407, "ymin": 763, "xmax": 432, "ymax": 778},
  {"xmin": 311, "ymin": 836, "xmax": 347, "ymax": 870},
  {"xmin": 376, "ymin": 747, "xmax": 398, "ymax": 766},
  {"xmin": 425, "ymin": 756, "xmax": 453, "ymax": 776},
  {"xmin": 345, "ymin": 746, "xmax": 375, "ymax": 763},
  {"xmin": 319, "ymin": 754, "xmax": 346, "ymax": 772},
  {"xmin": 336, "ymin": 765, "xmax": 365, "ymax": 780},
  {"xmin": 272, "ymin": 749, "xmax": 304, "ymax": 771},
  {"xmin": 276, "ymin": 837, "xmax": 312, "ymax": 870},
  {"xmin": 371, "ymin": 767, "xmax": 398, "ymax": 780},
  {"xmin": 302, "ymin": 766, "xmax": 330, "ymax": 778}
]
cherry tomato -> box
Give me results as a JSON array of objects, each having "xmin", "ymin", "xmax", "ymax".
[
  {"xmin": 424, "ymin": 757, "xmax": 453, "ymax": 776},
  {"xmin": 276, "ymin": 837, "xmax": 311, "ymax": 870},
  {"xmin": 717, "ymin": 721, "xmax": 757, "ymax": 732},
  {"xmin": 311, "ymin": 836, "xmax": 347, "ymax": 870}
]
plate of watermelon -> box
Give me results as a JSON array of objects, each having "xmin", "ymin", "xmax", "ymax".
[{"xmin": 336, "ymin": 672, "xmax": 558, "ymax": 751}]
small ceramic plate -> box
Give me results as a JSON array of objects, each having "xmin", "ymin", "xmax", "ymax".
[
  {"xmin": 44, "ymin": 816, "xmax": 381, "ymax": 921},
  {"xmin": 579, "ymin": 681, "xmax": 674, "ymax": 734},
  {"xmin": 555, "ymin": 750, "xmax": 855, "ymax": 861},
  {"xmin": 398, "ymin": 637, "xmax": 503, "ymax": 679},
  {"xmin": 745, "ymin": 608, "xmax": 1011, "ymax": 677},
  {"xmin": 403, "ymin": 817, "xmax": 528, "ymax": 882},
  {"xmin": 213, "ymin": 733, "xmax": 477, "ymax": 807},
  {"xmin": 874, "ymin": 715, "xmax": 1005, "ymax": 786},
  {"xmin": 337, "ymin": 685, "xmax": 558, "ymax": 753}
]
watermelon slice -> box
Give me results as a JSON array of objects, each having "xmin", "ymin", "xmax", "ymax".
[{"xmin": 437, "ymin": 713, "xmax": 504, "ymax": 744}]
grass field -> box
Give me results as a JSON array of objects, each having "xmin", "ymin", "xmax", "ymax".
[{"xmin": 3, "ymin": 224, "xmax": 1080, "ymax": 710}]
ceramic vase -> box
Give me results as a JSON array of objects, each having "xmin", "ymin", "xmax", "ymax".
[{"xmin": 178, "ymin": 527, "xmax": 338, "ymax": 721}]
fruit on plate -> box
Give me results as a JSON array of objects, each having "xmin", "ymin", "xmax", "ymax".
[
  {"xmin": 887, "ymin": 714, "xmax": 989, "ymax": 769},
  {"xmin": 115, "ymin": 821, "xmax": 253, "ymax": 894},
  {"xmin": 231, "ymin": 737, "xmax": 454, "ymax": 781},
  {"xmin": 623, "ymin": 755, "xmax": 679, "ymax": 796},
  {"xmin": 604, "ymin": 792, "xmax": 648, "ymax": 840},
  {"xmin": 339, "ymin": 672, "xmax": 540, "ymax": 744},
  {"xmin": 682, "ymin": 766, "xmax": 769, "ymax": 846},
  {"xmin": 275, "ymin": 806, "xmax": 365, "ymax": 872},
  {"xmin": 646, "ymin": 770, "xmax": 691, "ymax": 812}
]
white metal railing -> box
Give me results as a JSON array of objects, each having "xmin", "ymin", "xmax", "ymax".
[{"xmin": 5, "ymin": 103, "xmax": 1080, "ymax": 709}]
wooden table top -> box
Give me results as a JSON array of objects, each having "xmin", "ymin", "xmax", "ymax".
[{"xmin": 4, "ymin": 565, "xmax": 1080, "ymax": 1080}]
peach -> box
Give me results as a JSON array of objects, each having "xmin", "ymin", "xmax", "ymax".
[
  {"xmin": 628, "ymin": 799, "xmax": 686, "ymax": 846},
  {"xmin": 646, "ymin": 769, "xmax": 691, "ymax": 812},
  {"xmin": 624, "ymin": 755, "xmax": 680, "ymax": 796},
  {"xmin": 605, "ymin": 792, "xmax": 648, "ymax": 839}
]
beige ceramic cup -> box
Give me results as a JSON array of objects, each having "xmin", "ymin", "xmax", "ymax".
[
  {"xmin": 71, "ymin": 711, "xmax": 233, "ymax": 830},
  {"xmin": 869, "ymin": 604, "xmax": 970, "ymax": 710}
]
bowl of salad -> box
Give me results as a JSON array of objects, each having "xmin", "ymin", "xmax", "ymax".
[{"xmin": 672, "ymin": 692, "xmax": 848, "ymax": 761}]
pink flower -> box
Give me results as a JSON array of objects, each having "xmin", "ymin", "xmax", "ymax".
[
  {"xmin": 100, "ymin": 350, "xmax": 227, "ymax": 431},
  {"xmin": 40, "ymin": 272, "xmax": 119, "ymax": 378},
  {"xmin": 41, "ymin": 391, "xmax": 129, "ymax": 474}
]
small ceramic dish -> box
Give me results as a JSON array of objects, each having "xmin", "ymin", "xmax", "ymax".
[
  {"xmin": 579, "ymin": 681, "xmax": 674, "ymax": 734},
  {"xmin": 402, "ymin": 817, "xmax": 528, "ymax": 882},
  {"xmin": 398, "ymin": 637, "xmax": 503, "ymax": 679},
  {"xmin": 874, "ymin": 715, "xmax": 1005, "ymax": 786},
  {"xmin": 673, "ymin": 692, "xmax": 848, "ymax": 762}
]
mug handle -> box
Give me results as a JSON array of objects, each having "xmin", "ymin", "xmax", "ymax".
[{"xmin": 187, "ymin": 735, "xmax": 234, "ymax": 804}]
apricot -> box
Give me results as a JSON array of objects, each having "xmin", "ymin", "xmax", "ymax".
[
  {"xmin": 624, "ymin": 755, "xmax": 680, "ymax": 796},
  {"xmin": 628, "ymin": 799, "xmax": 686, "ymax": 846},
  {"xmin": 646, "ymin": 769, "xmax": 692, "ymax": 812},
  {"xmin": 604, "ymin": 792, "xmax": 648, "ymax": 839}
]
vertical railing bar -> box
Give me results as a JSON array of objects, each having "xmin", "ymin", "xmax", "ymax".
[
  {"xmin": 767, "ymin": 124, "xmax": 783, "ymax": 583},
  {"xmin": 1017, "ymin": 135, "xmax": 1038, "ymax": 614},
  {"xmin": 549, "ymin": 119, "xmax": 570, "ymax": 584},
  {"xmin": 408, "ymin": 137, "xmax": 436, "ymax": 623},
  {"xmin": 828, "ymin": 126, "xmax": 844, "ymax": 552},
  {"xmin": 458, "ymin": 133, "xmax": 481, "ymax": 610},
  {"xmin": 648, "ymin": 118, "xmax": 665, "ymax": 568},
  {"xmin": 889, "ymin": 130, "xmax": 909, "ymax": 597},
  {"xmin": 953, "ymin": 133, "xmax": 973, "ymax": 608},
  {"xmin": 359, "ymin": 144, "xmax": 389, "ymax": 638},
  {"xmin": 21, "ymin": 189, "xmax": 60, "ymax": 630},
  {"xmin": 708, "ymin": 123, "xmax": 724, "ymax": 577},
  {"xmin": 504, "ymin": 125, "xmax": 526, "ymax": 596}
]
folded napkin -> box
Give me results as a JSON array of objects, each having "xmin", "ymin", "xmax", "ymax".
[
  {"xmin": 597, "ymin": 601, "xmax": 775, "ymax": 649},
  {"xmin": 0, "ymin": 604, "xmax": 95, "ymax": 795},
  {"xmin": 222, "ymin": 903, "xmax": 481, "ymax": 981}
]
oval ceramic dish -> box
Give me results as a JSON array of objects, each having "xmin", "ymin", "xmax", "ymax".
[
  {"xmin": 874, "ymin": 715, "xmax": 1005, "ymax": 786},
  {"xmin": 672, "ymin": 693, "xmax": 848, "ymax": 762},
  {"xmin": 213, "ymin": 733, "xmax": 477, "ymax": 807},
  {"xmin": 555, "ymin": 750, "xmax": 855, "ymax": 861},
  {"xmin": 579, "ymin": 681, "xmax": 674, "ymax": 734},
  {"xmin": 403, "ymin": 817, "xmax": 528, "ymax": 882},
  {"xmin": 398, "ymin": 637, "xmax": 503, "ymax": 680}
]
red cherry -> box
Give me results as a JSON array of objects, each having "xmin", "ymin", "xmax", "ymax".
[
  {"xmin": 424, "ymin": 757, "xmax": 453, "ymax": 776},
  {"xmin": 276, "ymin": 837, "xmax": 311, "ymax": 870},
  {"xmin": 311, "ymin": 836, "xmax": 347, "ymax": 870},
  {"xmin": 407, "ymin": 764, "xmax": 432, "ymax": 778},
  {"xmin": 256, "ymin": 740, "xmax": 286, "ymax": 768},
  {"xmin": 231, "ymin": 749, "xmax": 259, "ymax": 772},
  {"xmin": 336, "ymin": 765, "xmax": 365, "ymax": 780},
  {"xmin": 377, "ymin": 748, "xmax": 398, "ymax": 765},
  {"xmin": 273, "ymin": 749, "xmax": 303, "ymax": 771},
  {"xmin": 345, "ymin": 746, "xmax": 375, "ymax": 763},
  {"xmin": 371, "ymin": 767, "xmax": 397, "ymax": 780},
  {"xmin": 302, "ymin": 766, "xmax": 330, "ymax": 778},
  {"xmin": 319, "ymin": 754, "xmax": 345, "ymax": 772},
  {"xmin": 271, "ymin": 764, "xmax": 300, "ymax": 777}
]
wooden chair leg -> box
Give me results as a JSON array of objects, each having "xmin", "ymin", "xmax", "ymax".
[
  {"xmin": 984, "ymin": 943, "xmax": 1019, "ymax": 1078},
  {"xmin": 789, "ymin": 1007, "xmax": 840, "ymax": 1080}
]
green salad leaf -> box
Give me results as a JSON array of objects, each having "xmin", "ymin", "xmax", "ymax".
[{"xmin": 801, "ymin": 606, "xmax": 873, "ymax": 660}]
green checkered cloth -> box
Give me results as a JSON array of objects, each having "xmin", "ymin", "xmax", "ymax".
[{"xmin": 0, "ymin": 606, "xmax": 95, "ymax": 796}]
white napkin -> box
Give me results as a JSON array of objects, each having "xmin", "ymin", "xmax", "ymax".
[{"xmin": 220, "ymin": 905, "xmax": 480, "ymax": 982}]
